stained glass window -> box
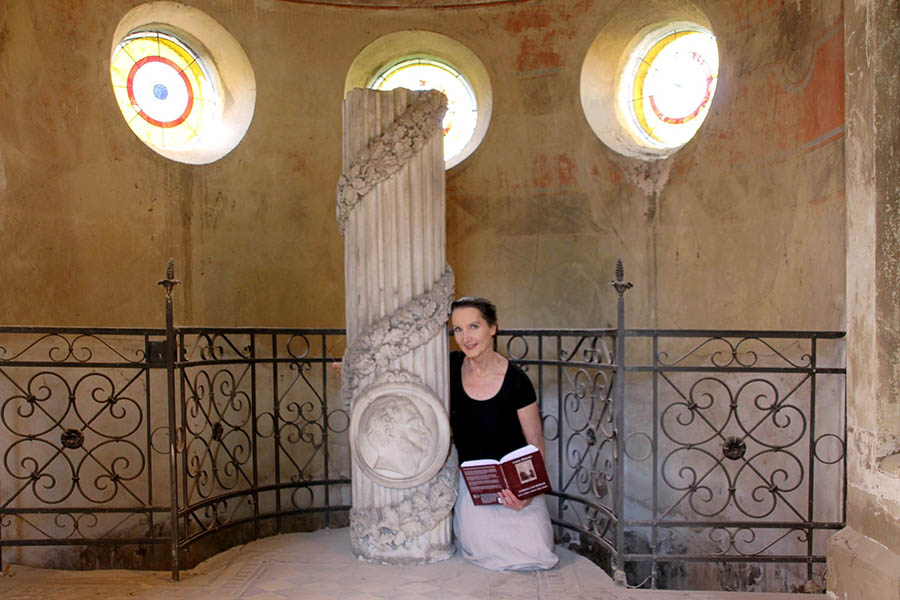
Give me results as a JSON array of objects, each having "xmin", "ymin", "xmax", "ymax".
[
  {"xmin": 369, "ymin": 58, "xmax": 478, "ymax": 165},
  {"xmin": 624, "ymin": 26, "xmax": 718, "ymax": 149},
  {"xmin": 110, "ymin": 31, "xmax": 217, "ymax": 150}
]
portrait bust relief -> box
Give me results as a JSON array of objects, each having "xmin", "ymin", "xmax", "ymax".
[
  {"xmin": 350, "ymin": 378, "xmax": 450, "ymax": 488},
  {"xmin": 359, "ymin": 395, "xmax": 431, "ymax": 477}
]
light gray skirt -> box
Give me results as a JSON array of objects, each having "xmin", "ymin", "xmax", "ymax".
[{"xmin": 453, "ymin": 476, "xmax": 559, "ymax": 571}]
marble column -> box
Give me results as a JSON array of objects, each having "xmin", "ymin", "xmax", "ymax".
[{"xmin": 336, "ymin": 87, "xmax": 457, "ymax": 564}]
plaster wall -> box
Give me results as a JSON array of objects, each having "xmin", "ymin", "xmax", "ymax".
[
  {"xmin": 0, "ymin": 0, "xmax": 843, "ymax": 333},
  {"xmin": 0, "ymin": 0, "xmax": 851, "ymax": 589},
  {"xmin": 828, "ymin": 0, "xmax": 900, "ymax": 598},
  {"xmin": 843, "ymin": 0, "xmax": 900, "ymax": 543}
]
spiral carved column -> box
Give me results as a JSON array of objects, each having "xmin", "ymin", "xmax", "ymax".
[{"xmin": 337, "ymin": 88, "xmax": 457, "ymax": 564}]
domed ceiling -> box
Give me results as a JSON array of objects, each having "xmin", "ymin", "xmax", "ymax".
[{"xmin": 278, "ymin": 0, "xmax": 524, "ymax": 6}]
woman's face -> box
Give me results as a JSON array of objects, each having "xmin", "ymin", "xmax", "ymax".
[{"xmin": 451, "ymin": 306, "xmax": 497, "ymax": 361}]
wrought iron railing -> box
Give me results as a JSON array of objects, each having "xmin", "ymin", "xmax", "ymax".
[
  {"xmin": 173, "ymin": 328, "xmax": 350, "ymax": 564},
  {"xmin": 617, "ymin": 329, "xmax": 846, "ymax": 590},
  {"xmin": 0, "ymin": 327, "xmax": 171, "ymax": 565},
  {"xmin": 0, "ymin": 263, "xmax": 846, "ymax": 591},
  {"xmin": 495, "ymin": 328, "xmax": 619, "ymax": 570}
]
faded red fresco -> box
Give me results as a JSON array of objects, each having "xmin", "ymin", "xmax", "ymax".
[
  {"xmin": 795, "ymin": 29, "xmax": 844, "ymax": 146},
  {"xmin": 504, "ymin": 2, "xmax": 591, "ymax": 73},
  {"xmin": 532, "ymin": 154, "xmax": 579, "ymax": 188}
]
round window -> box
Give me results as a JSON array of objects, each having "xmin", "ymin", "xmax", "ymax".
[
  {"xmin": 345, "ymin": 31, "xmax": 493, "ymax": 170},
  {"xmin": 621, "ymin": 24, "xmax": 719, "ymax": 149},
  {"xmin": 110, "ymin": 3, "xmax": 256, "ymax": 165},
  {"xmin": 110, "ymin": 31, "xmax": 217, "ymax": 150},
  {"xmin": 369, "ymin": 58, "xmax": 478, "ymax": 166},
  {"xmin": 580, "ymin": 4, "xmax": 719, "ymax": 160}
]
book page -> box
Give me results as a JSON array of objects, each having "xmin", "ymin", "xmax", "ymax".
[
  {"xmin": 500, "ymin": 444, "xmax": 539, "ymax": 463},
  {"xmin": 459, "ymin": 458, "xmax": 500, "ymax": 468}
]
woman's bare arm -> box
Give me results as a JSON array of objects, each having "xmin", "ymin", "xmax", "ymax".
[
  {"xmin": 499, "ymin": 402, "xmax": 545, "ymax": 511},
  {"xmin": 517, "ymin": 402, "xmax": 545, "ymax": 458}
]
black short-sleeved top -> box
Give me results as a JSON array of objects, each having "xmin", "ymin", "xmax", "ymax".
[{"xmin": 449, "ymin": 350, "xmax": 537, "ymax": 463}]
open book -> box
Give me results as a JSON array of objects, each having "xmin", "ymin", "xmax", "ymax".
[{"xmin": 459, "ymin": 444, "xmax": 551, "ymax": 505}]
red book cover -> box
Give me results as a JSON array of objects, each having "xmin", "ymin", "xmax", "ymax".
[{"xmin": 459, "ymin": 444, "xmax": 551, "ymax": 505}]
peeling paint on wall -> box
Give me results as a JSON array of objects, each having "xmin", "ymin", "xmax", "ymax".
[{"xmin": 614, "ymin": 156, "xmax": 674, "ymax": 201}]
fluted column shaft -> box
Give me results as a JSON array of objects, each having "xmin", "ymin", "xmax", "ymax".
[{"xmin": 338, "ymin": 88, "xmax": 455, "ymax": 564}]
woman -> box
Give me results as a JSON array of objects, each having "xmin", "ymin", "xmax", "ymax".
[{"xmin": 449, "ymin": 296, "xmax": 559, "ymax": 571}]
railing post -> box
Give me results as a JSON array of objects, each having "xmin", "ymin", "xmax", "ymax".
[
  {"xmin": 158, "ymin": 259, "xmax": 181, "ymax": 581},
  {"xmin": 610, "ymin": 258, "xmax": 632, "ymax": 586}
]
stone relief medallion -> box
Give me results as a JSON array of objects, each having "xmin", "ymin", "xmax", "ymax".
[{"xmin": 349, "ymin": 379, "xmax": 450, "ymax": 489}]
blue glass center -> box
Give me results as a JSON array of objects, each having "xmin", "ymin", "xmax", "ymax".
[{"xmin": 153, "ymin": 84, "xmax": 169, "ymax": 100}]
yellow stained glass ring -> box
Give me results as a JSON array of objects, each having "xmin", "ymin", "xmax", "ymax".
[
  {"xmin": 627, "ymin": 26, "xmax": 718, "ymax": 148},
  {"xmin": 111, "ymin": 32, "xmax": 213, "ymax": 150},
  {"xmin": 638, "ymin": 33, "xmax": 715, "ymax": 127},
  {"xmin": 110, "ymin": 3, "xmax": 255, "ymax": 164}
]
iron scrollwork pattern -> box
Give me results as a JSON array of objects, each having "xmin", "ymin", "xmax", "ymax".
[
  {"xmin": 0, "ymin": 329, "xmax": 164, "ymax": 555},
  {"xmin": 659, "ymin": 376, "xmax": 809, "ymax": 519},
  {"xmin": 177, "ymin": 329, "xmax": 350, "ymax": 546},
  {"xmin": 182, "ymin": 360, "xmax": 254, "ymax": 501},
  {"xmin": 622, "ymin": 332, "xmax": 846, "ymax": 590},
  {"xmin": 500, "ymin": 330, "xmax": 620, "ymax": 556},
  {"xmin": 260, "ymin": 333, "xmax": 350, "ymax": 513},
  {"xmin": 0, "ymin": 320, "xmax": 846, "ymax": 593}
]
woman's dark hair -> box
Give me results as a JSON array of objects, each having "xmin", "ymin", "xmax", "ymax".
[{"xmin": 450, "ymin": 296, "xmax": 498, "ymax": 327}]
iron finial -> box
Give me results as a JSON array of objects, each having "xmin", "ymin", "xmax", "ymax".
[
  {"xmin": 609, "ymin": 258, "xmax": 633, "ymax": 295},
  {"xmin": 157, "ymin": 258, "xmax": 181, "ymax": 299}
]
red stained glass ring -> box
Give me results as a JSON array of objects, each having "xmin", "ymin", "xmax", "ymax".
[
  {"xmin": 647, "ymin": 51, "xmax": 714, "ymax": 125},
  {"xmin": 126, "ymin": 55, "xmax": 194, "ymax": 128}
]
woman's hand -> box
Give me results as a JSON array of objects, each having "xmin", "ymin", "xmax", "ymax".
[{"xmin": 498, "ymin": 488, "xmax": 532, "ymax": 511}]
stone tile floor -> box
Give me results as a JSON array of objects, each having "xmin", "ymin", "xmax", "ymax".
[{"xmin": 0, "ymin": 529, "xmax": 827, "ymax": 600}]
